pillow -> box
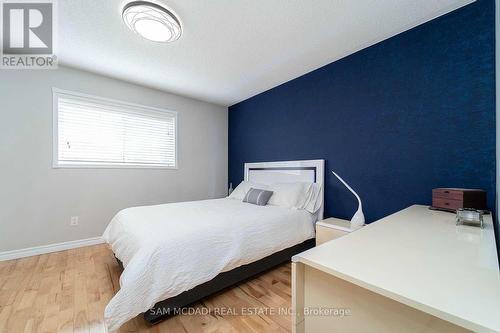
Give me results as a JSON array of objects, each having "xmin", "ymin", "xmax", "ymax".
[
  {"xmin": 228, "ymin": 181, "xmax": 268, "ymax": 200},
  {"xmin": 243, "ymin": 188, "xmax": 274, "ymax": 206},
  {"xmin": 300, "ymin": 183, "xmax": 323, "ymax": 214},
  {"xmin": 267, "ymin": 182, "xmax": 313, "ymax": 209}
]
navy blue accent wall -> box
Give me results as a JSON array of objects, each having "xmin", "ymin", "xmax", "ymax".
[{"xmin": 229, "ymin": 0, "xmax": 496, "ymax": 223}]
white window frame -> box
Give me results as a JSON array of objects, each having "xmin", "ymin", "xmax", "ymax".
[{"xmin": 52, "ymin": 88, "xmax": 178, "ymax": 169}]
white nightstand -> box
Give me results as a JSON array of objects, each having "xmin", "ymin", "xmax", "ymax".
[{"xmin": 315, "ymin": 217, "xmax": 363, "ymax": 246}]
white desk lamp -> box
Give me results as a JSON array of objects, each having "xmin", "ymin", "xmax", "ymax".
[{"xmin": 331, "ymin": 171, "xmax": 365, "ymax": 228}]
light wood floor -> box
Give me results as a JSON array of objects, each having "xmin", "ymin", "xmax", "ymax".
[{"xmin": 0, "ymin": 244, "xmax": 293, "ymax": 333}]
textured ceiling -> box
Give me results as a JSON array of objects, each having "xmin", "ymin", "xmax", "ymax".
[{"xmin": 58, "ymin": 0, "xmax": 474, "ymax": 106}]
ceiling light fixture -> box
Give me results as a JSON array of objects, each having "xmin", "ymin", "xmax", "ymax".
[{"xmin": 122, "ymin": 1, "xmax": 182, "ymax": 43}]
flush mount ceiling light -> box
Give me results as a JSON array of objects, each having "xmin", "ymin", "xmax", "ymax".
[{"xmin": 122, "ymin": 1, "xmax": 182, "ymax": 43}]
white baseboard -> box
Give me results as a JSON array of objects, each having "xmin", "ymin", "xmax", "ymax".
[{"xmin": 0, "ymin": 237, "xmax": 105, "ymax": 261}]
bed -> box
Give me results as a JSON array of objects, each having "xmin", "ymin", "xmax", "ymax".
[{"xmin": 102, "ymin": 159, "xmax": 324, "ymax": 332}]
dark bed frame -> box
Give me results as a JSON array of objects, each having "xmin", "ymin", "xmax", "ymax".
[{"xmin": 115, "ymin": 238, "xmax": 315, "ymax": 325}]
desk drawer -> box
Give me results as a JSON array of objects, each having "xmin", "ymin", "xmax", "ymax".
[
  {"xmin": 432, "ymin": 197, "xmax": 462, "ymax": 211},
  {"xmin": 432, "ymin": 189, "xmax": 463, "ymax": 200},
  {"xmin": 432, "ymin": 188, "xmax": 487, "ymax": 211}
]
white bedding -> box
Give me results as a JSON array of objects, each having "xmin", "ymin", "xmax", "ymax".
[{"xmin": 102, "ymin": 198, "xmax": 315, "ymax": 332}]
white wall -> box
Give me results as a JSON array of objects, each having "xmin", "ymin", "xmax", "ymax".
[{"xmin": 0, "ymin": 66, "xmax": 228, "ymax": 252}]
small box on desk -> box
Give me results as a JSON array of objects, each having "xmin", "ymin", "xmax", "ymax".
[{"xmin": 431, "ymin": 188, "xmax": 486, "ymax": 212}]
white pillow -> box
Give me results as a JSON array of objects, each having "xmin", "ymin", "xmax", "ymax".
[
  {"xmin": 267, "ymin": 182, "xmax": 313, "ymax": 209},
  {"xmin": 300, "ymin": 183, "xmax": 323, "ymax": 214},
  {"xmin": 228, "ymin": 181, "xmax": 268, "ymax": 200}
]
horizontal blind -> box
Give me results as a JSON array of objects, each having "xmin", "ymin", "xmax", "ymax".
[{"xmin": 55, "ymin": 92, "xmax": 176, "ymax": 168}]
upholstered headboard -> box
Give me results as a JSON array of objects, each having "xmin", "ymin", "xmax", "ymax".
[{"xmin": 244, "ymin": 159, "xmax": 325, "ymax": 220}]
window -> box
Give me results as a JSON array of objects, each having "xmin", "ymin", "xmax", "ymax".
[{"xmin": 53, "ymin": 89, "xmax": 177, "ymax": 168}]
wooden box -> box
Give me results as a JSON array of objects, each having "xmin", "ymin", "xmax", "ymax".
[{"xmin": 431, "ymin": 188, "xmax": 487, "ymax": 212}]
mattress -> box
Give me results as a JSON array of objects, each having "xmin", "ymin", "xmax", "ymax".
[{"xmin": 102, "ymin": 198, "xmax": 316, "ymax": 331}]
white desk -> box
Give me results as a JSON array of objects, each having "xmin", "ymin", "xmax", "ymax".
[{"xmin": 292, "ymin": 205, "xmax": 500, "ymax": 333}]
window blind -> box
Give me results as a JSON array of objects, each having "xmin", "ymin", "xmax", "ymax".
[{"xmin": 54, "ymin": 91, "xmax": 177, "ymax": 168}]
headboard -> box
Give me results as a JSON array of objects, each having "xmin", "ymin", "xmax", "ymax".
[{"xmin": 244, "ymin": 159, "xmax": 325, "ymax": 220}]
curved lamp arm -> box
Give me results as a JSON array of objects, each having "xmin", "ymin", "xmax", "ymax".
[{"xmin": 332, "ymin": 171, "xmax": 365, "ymax": 227}]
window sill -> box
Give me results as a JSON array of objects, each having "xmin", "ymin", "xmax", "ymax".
[{"xmin": 52, "ymin": 162, "xmax": 178, "ymax": 170}]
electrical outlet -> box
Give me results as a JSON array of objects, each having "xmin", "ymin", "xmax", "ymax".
[{"xmin": 70, "ymin": 216, "xmax": 79, "ymax": 226}]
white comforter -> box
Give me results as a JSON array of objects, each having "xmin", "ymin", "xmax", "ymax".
[{"xmin": 102, "ymin": 198, "xmax": 315, "ymax": 332}]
